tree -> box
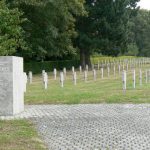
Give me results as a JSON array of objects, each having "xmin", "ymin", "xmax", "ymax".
[
  {"xmin": 0, "ymin": 0, "xmax": 26, "ymax": 55},
  {"xmin": 131, "ymin": 9, "xmax": 150, "ymax": 57},
  {"xmin": 9, "ymin": 0, "xmax": 86, "ymax": 61},
  {"xmin": 75, "ymin": 0, "xmax": 139, "ymax": 68}
]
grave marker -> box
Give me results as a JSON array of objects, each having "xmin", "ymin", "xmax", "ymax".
[
  {"xmin": 79, "ymin": 66, "xmax": 82, "ymax": 73},
  {"xmin": 92, "ymin": 64, "xmax": 94, "ymax": 70},
  {"xmin": 126, "ymin": 63, "xmax": 128, "ymax": 71},
  {"xmin": 107, "ymin": 66, "xmax": 110, "ymax": 77},
  {"xmin": 28, "ymin": 71, "xmax": 32, "ymax": 84},
  {"xmin": 73, "ymin": 72, "xmax": 77, "ymax": 85},
  {"xmin": 148, "ymin": 70, "xmax": 150, "ymax": 83},
  {"xmin": 84, "ymin": 71, "xmax": 88, "ymax": 82},
  {"xmin": 139, "ymin": 69, "xmax": 142, "ymax": 86},
  {"xmin": 23, "ymin": 72, "xmax": 28, "ymax": 92},
  {"xmin": 72, "ymin": 66, "xmax": 75, "ymax": 74},
  {"xmin": 101, "ymin": 68, "xmax": 104, "ymax": 79},
  {"xmin": 122, "ymin": 70, "xmax": 127, "ymax": 93},
  {"xmin": 54, "ymin": 68, "xmax": 57, "ymax": 80},
  {"xmin": 43, "ymin": 72, "xmax": 48, "ymax": 89},
  {"xmin": 86, "ymin": 65, "xmax": 88, "ymax": 72},
  {"xmin": 93, "ymin": 69, "xmax": 96, "ymax": 81},
  {"xmin": 145, "ymin": 70, "xmax": 148, "ymax": 84},
  {"xmin": 98, "ymin": 61, "xmax": 100, "ymax": 70},
  {"xmin": 60, "ymin": 72, "xmax": 64, "ymax": 87},
  {"xmin": 133, "ymin": 69, "xmax": 136, "ymax": 89},
  {"xmin": 118, "ymin": 65, "xmax": 121, "ymax": 75},
  {"xmin": 113, "ymin": 65, "xmax": 116, "ymax": 77},
  {"xmin": 63, "ymin": 68, "xmax": 66, "ymax": 77}
]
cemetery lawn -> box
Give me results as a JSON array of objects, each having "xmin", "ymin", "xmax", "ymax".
[
  {"xmin": 0, "ymin": 120, "xmax": 47, "ymax": 150},
  {"xmin": 25, "ymin": 67, "xmax": 150, "ymax": 105}
]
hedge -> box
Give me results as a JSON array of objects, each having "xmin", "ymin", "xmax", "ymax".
[{"xmin": 24, "ymin": 60, "xmax": 80, "ymax": 74}]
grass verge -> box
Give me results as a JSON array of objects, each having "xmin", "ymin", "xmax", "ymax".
[{"xmin": 0, "ymin": 120, "xmax": 47, "ymax": 150}]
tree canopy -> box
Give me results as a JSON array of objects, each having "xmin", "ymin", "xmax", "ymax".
[
  {"xmin": 131, "ymin": 9, "xmax": 150, "ymax": 57},
  {"xmin": 0, "ymin": 0, "xmax": 150, "ymax": 65},
  {"xmin": 9, "ymin": 0, "xmax": 86, "ymax": 61},
  {"xmin": 75, "ymin": 0, "xmax": 140, "ymax": 67},
  {"xmin": 0, "ymin": 0, "xmax": 26, "ymax": 55}
]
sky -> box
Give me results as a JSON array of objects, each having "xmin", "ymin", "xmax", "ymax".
[{"xmin": 138, "ymin": 0, "xmax": 150, "ymax": 10}]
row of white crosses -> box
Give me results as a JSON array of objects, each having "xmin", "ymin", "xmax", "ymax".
[
  {"xmin": 26, "ymin": 68, "xmax": 150, "ymax": 90},
  {"xmin": 101, "ymin": 58, "xmax": 150, "ymax": 66},
  {"xmin": 122, "ymin": 69, "xmax": 150, "ymax": 92},
  {"xmin": 53, "ymin": 62, "xmax": 149, "ymax": 87},
  {"xmin": 60, "ymin": 70, "xmax": 77, "ymax": 87},
  {"xmin": 26, "ymin": 58, "xmax": 150, "ymax": 89},
  {"xmin": 54, "ymin": 67, "xmax": 97, "ymax": 81},
  {"xmin": 28, "ymin": 70, "xmax": 48, "ymax": 89},
  {"xmin": 96, "ymin": 58, "xmax": 150, "ymax": 71}
]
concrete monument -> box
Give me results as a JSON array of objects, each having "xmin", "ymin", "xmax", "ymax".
[{"xmin": 0, "ymin": 56, "xmax": 24, "ymax": 116}]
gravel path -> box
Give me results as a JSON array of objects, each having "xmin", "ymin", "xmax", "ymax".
[{"xmin": 1, "ymin": 104, "xmax": 150, "ymax": 150}]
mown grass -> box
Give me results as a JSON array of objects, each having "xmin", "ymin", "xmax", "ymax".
[
  {"xmin": 91, "ymin": 56, "xmax": 137, "ymax": 64},
  {"xmin": 25, "ymin": 64, "xmax": 150, "ymax": 105},
  {"xmin": 0, "ymin": 120, "xmax": 47, "ymax": 150}
]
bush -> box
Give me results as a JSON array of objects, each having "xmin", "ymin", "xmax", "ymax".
[{"xmin": 24, "ymin": 60, "xmax": 80, "ymax": 74}]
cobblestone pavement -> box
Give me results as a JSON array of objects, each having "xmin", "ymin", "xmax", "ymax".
[{"xmin": 1, "ymin": 104, "xmax": 150, "ymax": 150}]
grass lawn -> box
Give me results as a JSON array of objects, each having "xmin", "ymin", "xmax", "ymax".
[
  {"xmin": 0, "ymin": 120, "xmax": 47, "ymax": 150},
  {"xmin": 91, "ymin": 56, "xmax": 136, "ymax": 64},
  {"xmin": 25, "ymin": 64, "xmax": 150, "ymax": 105}
]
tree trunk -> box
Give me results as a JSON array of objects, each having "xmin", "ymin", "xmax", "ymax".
[
  {"xmin": 80, "ymin": 49, "xmax": 91, "ymax": 69},
  {"xmin": 85, "ymin": 50, "xmax": 92, "ymax": 68},
  {"xmin": 80, "ymin": 49, "xmax": 86, "ymax": 69}
]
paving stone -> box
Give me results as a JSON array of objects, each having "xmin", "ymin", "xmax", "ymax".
[{"xmin": 1, "ymin": 104, "xmax": 150, "ymax": 150}]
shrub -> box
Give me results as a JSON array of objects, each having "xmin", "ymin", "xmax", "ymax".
[{"xmin": 24, "ymin": 60, "xmax": 80, "ymax": 74}]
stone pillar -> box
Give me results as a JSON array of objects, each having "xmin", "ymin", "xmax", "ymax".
[
  {"xmin": 28, "ymin": 71, "xmax": 32, "ymax": 84},
  {"xmin": 122, "ymin": 70, "xmax": 127, "ymax": 92},
  {"xmin": 133, "ymin": 69, "xmax": 136, "ymax": 89},
  {"xmin": 0, "ymin": 56, "xmax": 24, "ymax": 116},
  {"xmin": 23, "ymin": 72, "xmax": 28, "ymax": 93},
  {"xmin": 101, "ymin": 68, "xmax": 104, "ymax": 79},
  {"xmin": 54, "ymin": 68, "xmax": 57, "ymax": 80},
  {"xmin": 145, "ymin": 70, "xmax": 148, "ymax": 84},
  {"xmin": 72, "ymin": 66, "xmax": 75, "ymax": 74},
  {"xmin": 63, "ymin": 68, "xmax": 66, "ymax": 78},
  {"xmin": 86, "ymin": 65, "xmax": 88, "ymax": 72},
  {"xmin": 113, "ymin": 65, "xmax": 116, "ymax": 77},
  {"xmin": 60, "ymin": 72, "xmax": 64, "ymax": 87},
  {"xmin": 139, "ymin": 69, "xmax": 142, "ymax": 86},
  {"xmin": 93, "ymin": 69, "xmax": 96, "ymax": 81},
  {"xmin": 43, "ymin": 72, "xmax": 48, "ymax": 89},
  {"xmin": 79, "ymin": 66, "xmax": 82, "ymax": 73},
  {"xmin": 73, "ymin": 72, "xmax": 77, "ymax": 85},
  {"xmin": 84, "ymin": 71, "xmax": 88, "ymax": 82}
]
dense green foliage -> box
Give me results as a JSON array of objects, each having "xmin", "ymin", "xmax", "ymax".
[
  {"xmin": 0, "ymin": 0, "xmax": 26, "ymax": 55},
  {"xmin": 24, "ymin": 59, "xmax": 80, "ymax": 74},
  {"xmin": 75, "ymin": 0, "xmax": 140, "ymax": 67},
  {"xmin": 24, "ymin": 56, "xmax": 135, "ymax": 74},
  {"xmin": 10, "ymin": 0, "xmax": 86, "ymax": 61},
  {"xmin": 131, "ymin": 10, "xmax": 150, "ymax": 56},
  {"xmin": 0, "ymin": 0, "xmax": 149, "ymax": 65}
]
